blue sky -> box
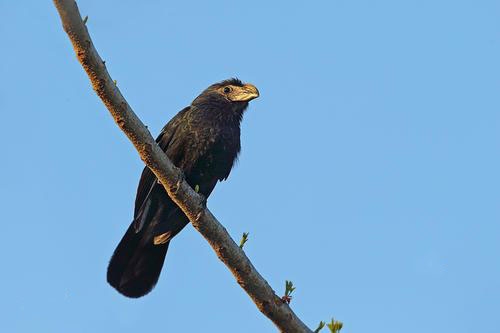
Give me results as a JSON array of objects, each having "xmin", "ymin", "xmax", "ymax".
[{"xmin": 1, "ymin": 1, "xmax": 499, "ymax": 332}]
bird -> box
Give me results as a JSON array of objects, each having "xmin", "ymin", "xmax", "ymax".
[{"xmin": 107, "ymin": 78, "xmax": 259, "ymax": 298}]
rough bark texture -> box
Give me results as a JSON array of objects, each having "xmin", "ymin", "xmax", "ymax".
[{"xmin": 53, "ymin": 1, "xmax": 313, "ymax": 332}]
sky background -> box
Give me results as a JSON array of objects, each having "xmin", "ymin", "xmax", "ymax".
[{"xmin": 1, "ymin": 1, "xmax": 499, "ymax": 332}]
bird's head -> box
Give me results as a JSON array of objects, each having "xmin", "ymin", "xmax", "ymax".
[{"xmin": 192, "ymin": 78, "xmax": 259, "ymax": 115}]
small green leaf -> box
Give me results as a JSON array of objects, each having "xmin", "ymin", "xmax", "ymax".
[
  {"xmin": 194, "ymin": 184, "xmax": 200, "ymax": 193},
  {"xmin": 239, "ymin": 232, "xmax": 249, "ymax": 249},
  {"xmin": 83, "ymin": 15, "xmax": 88, "ymax": 24},
  {"xmin": 314, "ymin": 321, "xmax": 325, "ymax": 333},
  {"xmin": 327, "ymin": 318, "xmax": 343, "ymax": 333},
  {"xmin": 285, "ymin": 280, "xmax": 295, "ymax": 297}
]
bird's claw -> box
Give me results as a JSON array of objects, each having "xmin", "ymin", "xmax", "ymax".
[
  {"xmin": 173, "ymin": 172, "xmax": 185, "ymax": 194},
  {"xmin": 198, "ymin": 193, "xmax": 207, "ymax": 207},
  {"xmin": 195, "ymin": 209, "xmax": 205, "ymax": 222},
  {"xmin": 194, "ymin": 194, "xmax": 207, "ymax": 221}
]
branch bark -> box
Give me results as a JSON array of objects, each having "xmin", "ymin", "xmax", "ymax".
[{"xmin": 53, "ymin": 1, "xmax": 313, "ymax": 332}]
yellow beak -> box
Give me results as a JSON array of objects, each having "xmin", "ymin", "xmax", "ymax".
[{"xmin": 230, "ymin": 83, "xmax": 260, "ymax": 102}]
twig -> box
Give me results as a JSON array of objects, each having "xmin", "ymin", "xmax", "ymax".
[
  {"xmin": 282, "ymin": 280, "xmax": 296, "ymax": 304},
  {"xmin": 52, "ymin": 1, "xmax": 313, "ymax": 332}
]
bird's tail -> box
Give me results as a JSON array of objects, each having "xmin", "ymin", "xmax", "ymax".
[{"xmin": 107, "ymin": 221, "xmax": 169, "ymax": 298}]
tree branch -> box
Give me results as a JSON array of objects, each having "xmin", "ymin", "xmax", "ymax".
[{"xmin": 53, "ymin": 1, "xmax": 313, "ymax": 332}]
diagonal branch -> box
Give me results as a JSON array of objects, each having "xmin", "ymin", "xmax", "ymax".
[{"xmin": 53, "ymin": 1, "xmax": 313, "ymax": 332}]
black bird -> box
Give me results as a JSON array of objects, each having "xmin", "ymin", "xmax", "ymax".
[{"xmin": 107, "ymin": 78, "xmax": 259, "ymax": 298}]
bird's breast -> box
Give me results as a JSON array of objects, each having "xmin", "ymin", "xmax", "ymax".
[{"xmin": 182, "ymin": 125, "xmax": 240, "ymax": 184}]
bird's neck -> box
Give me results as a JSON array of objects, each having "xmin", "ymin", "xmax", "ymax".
[{"xmin": 192, "ymin": 103, "xmax": 245, "ymax": 128}]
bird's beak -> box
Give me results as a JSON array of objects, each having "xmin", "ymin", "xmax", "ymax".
[{"xmin": 231, "ymin": 83, "xmax": 260, "ymax": 102}]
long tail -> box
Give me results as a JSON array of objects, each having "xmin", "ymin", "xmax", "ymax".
[{"xmin": 107, "ymin": 221, "xmax": 169, "ymax": 298}]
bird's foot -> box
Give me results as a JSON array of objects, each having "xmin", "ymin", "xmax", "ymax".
[
  {"xmin": 194, "ymin": 193, "xmax": 207, "ymax": 222},
  {"xmin": 198, "ymin": 193, "xmax": 207, "ymax": 207},
  {"xmin": 173, "ymin": 171, "xmax": 185, "ymax": 194}
]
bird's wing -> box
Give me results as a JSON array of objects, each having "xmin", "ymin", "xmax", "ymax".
[{"xmin": 133, "ymin": 107, "xmax": 190, "ymax": 231}]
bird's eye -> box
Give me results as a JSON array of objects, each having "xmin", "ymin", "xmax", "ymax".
[{"xmin": 223, "ymin": 86, "xmax": 232, "ymax": 94}]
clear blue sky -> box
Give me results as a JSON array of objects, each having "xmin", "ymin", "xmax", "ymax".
[{"xmin": 1, "ymin": 1, "xmax": 499, "ymax": 332}]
